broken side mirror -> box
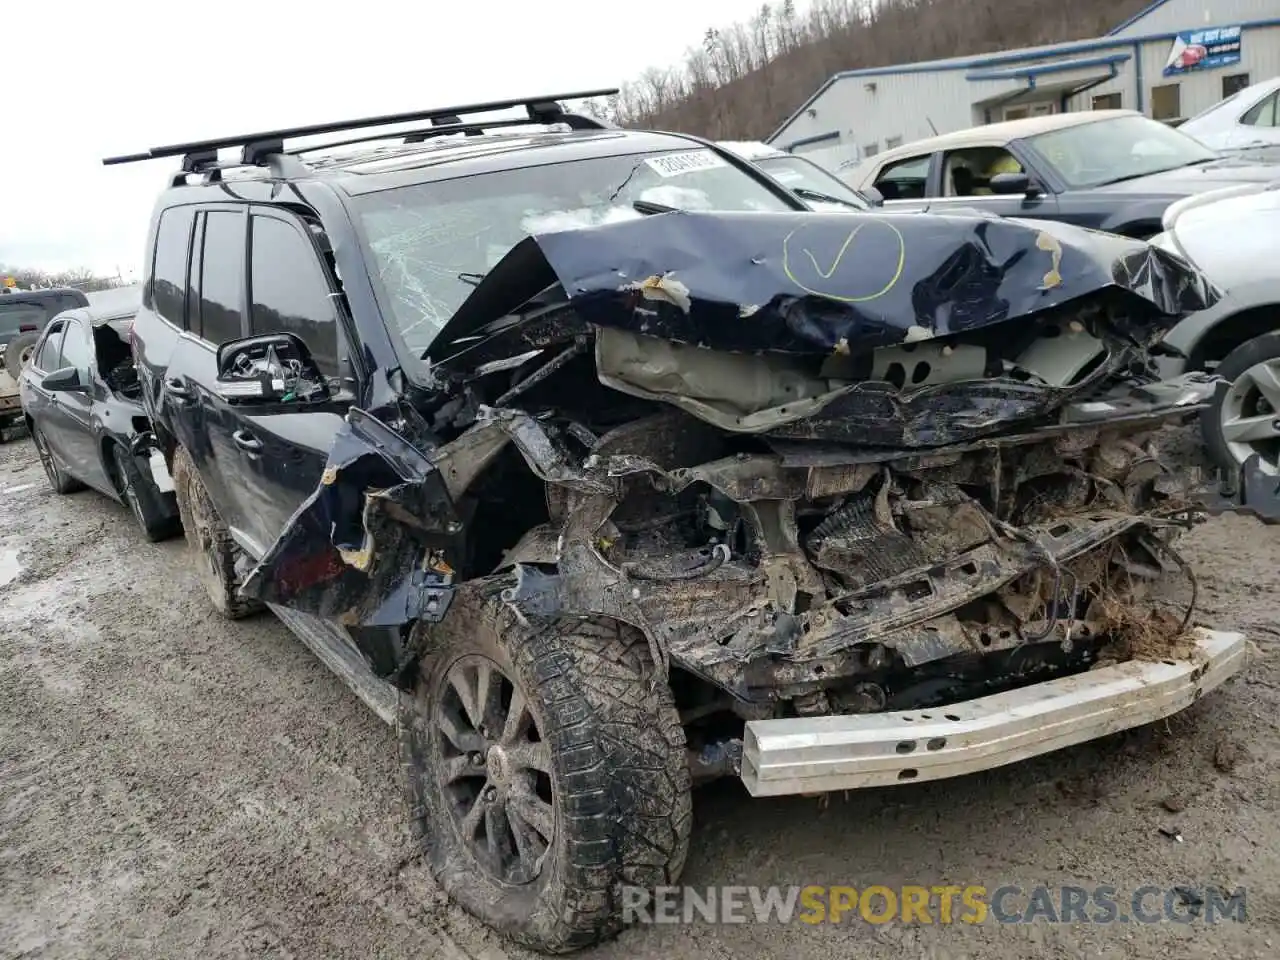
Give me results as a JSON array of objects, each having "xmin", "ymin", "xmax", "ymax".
[
  {"xmin": 214, "ymin": 332, "xmax": 330, "ymax": 404},
  {"xmin": 41, "ymin": 366, "xmax": 90, "ymax": 393},
  {"xmin": 989, "ymin": 172, "xmax": 1041, "ymax": 198}
]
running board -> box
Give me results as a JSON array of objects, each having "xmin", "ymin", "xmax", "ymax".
[{"xmin": 269, "ymin": 604, "xmax": 399, "ymax": 725}]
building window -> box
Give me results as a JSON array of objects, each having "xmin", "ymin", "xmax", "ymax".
[
  {"xmin": 1151, "ymin": 83, "xmax": 1181, "ymax": 122},
  {"xmin": 1092, "ymin": 93, "xmax": 1122, "ymax": 110},
  {"xmin": 1222, "ymin": 73, "xmax": 1251, "ymax": 98},
  {"xmin": 885, "ymin": 136, "xmax": 903, "ymax": 149},
  {"xmin": 863, "ymin": 143, "xmax": 879, "ymax": 158}
]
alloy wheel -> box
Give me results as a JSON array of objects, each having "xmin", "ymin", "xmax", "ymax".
[
  {"xmin": 1220, "ymin": 359, "xmax": 1280, "ymax": 474},
  {"xmin": 433, "ymin": 654, "xmax": 555, "ymax": 885}
]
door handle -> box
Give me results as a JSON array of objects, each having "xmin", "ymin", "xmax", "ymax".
[
  {"xmin": 233, "ymin": 429, "xmax": 263, "ymax": 453},
  {"xmin": 163, "ymin": 377, "xmax": 190, "ymax": 399}
]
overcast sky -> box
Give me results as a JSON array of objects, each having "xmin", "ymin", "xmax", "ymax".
[{"xmin": 1, "ymin": 0, "xmax": 780, "ymax": 278}]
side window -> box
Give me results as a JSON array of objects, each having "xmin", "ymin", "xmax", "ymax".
[
  {"xmin": 150, "ymin": 206, "xmax": 195, "ymax": 329},
  {"xmin": 249, "ymin": 215, "xmax": 340, "ymax": 379},
  {"xmin": 197, "ymin": 211, "xmax": 247, "ymax": 346},
  {"xmin": 872, "ymin": 154, "xmax": 931, "ymax": 201},
  {"xmin": 34, "ymin": 323, "xmax": 65, "ymax": 370},
  {"xmin": 943, "ymin": 147, "xmax": 1023, "ymax": 197},
  {"xmin": 57, "ymin": 320, "xmax": 92, "ymax": 374},
  {"xmin": 1242, "ymin": 92, "xmax": 1278, "ymax": 128}
]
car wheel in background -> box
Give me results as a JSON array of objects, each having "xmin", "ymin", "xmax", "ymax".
[
  {"xmin": 111, "ymin": 444, "xmax": 182, "ymax": 543},
  {"xmin": 170, "ymin": 444, "xmax": 263, "ymax": 619},
  {"xmin": 1202, "ymin": 331, "xmax": 1280, "ymax": 475},
  {"xmin": 4, "ymin": 332, "xmax": 41, "ymax": 380},
  {"xmin": 30, "ymin": 422, "xmax": 84, "ymax": 494}
]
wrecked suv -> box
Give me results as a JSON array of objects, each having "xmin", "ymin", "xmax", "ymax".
[{"xmin": 109, "ymin": 93, "xmax": 1251, "ymax": 953}]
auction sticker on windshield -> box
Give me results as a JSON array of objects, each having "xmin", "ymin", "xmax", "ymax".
[{"xmin": 645, "ymin": 150, "xmax": 727, "ymax": 178}]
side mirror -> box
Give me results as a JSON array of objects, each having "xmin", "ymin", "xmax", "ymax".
[
  {"xmin": 989, "ymin": 172, "xmax": 1040, "ymax": 197},
  {"xmin": 214, "ymin": 332, "xmax": 328, "ymax": 403},
  {"xmin": 860, "ymin": 185, "xmax": 885, "ymax": 207},
  {"xmin": 41, "ymin": 366, "xmax": 90, "ymax": 394}
]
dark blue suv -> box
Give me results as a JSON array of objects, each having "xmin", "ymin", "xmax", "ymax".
[{"xmin": 108, "ymin": 91, "xmax": 1249, "ymax": 953}]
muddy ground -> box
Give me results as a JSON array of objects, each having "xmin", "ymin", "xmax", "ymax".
[{"xmin": 2, "ymin": 431, "xmax": 1278, "ymax": 960}]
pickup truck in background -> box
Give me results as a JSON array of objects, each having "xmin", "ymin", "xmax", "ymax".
[{"xmin": 0, "ymin": 286, "xmax": 90, "ymax": 441}]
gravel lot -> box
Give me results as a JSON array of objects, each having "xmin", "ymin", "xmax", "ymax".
[{"xmin": 2, "ymin": 431, "xmax": 1278, "ymax": 960}]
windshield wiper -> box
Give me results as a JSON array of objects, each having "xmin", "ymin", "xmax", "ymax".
[
  {"xmin": 632, "ymin": 200, "xmax": 678, "ymax": 215},
  {"xmin": 792, "ymin": 186, "xmax": 864, "ymax": 209},
  {"xmin": 1094, "ymin": 159, "xmax": 1216, "ymax": 187}
]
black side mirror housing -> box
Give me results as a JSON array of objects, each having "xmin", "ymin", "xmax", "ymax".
[
  {"xmin": 41, "ymin": 366, "xmax": 89, "ymax": 394},
  {"xmin": 989, "ymin": 172, "xmax": 1041, "ymax": 198},
  {"xmin": 214, "ymin": 332, "xmax": 328, "ymax": 403}
]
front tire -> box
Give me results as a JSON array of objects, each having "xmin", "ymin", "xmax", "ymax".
[
  {"xmin": 1201, "ymin": 331, "xmax": 1280, "ymax": 475},
  {"xmin": 171, "ymin": 445, "xmax": 263, "ymax": 619},
  {"xmin": 399, "ymin": 578, "xmax": 691, "ymax": 953}
]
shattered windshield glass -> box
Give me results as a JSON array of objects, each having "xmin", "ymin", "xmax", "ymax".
[{"xmin": 351, "ymin": 148, "xmax": 796, "ymax": 355}]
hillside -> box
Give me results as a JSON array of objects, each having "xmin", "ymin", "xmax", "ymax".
[{"xmin": 600, "ymin": 0, "xmax": 1158, "ymax": 140}]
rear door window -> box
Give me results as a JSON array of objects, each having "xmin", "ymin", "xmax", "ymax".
[
  {"xmin": 151, "ymin": 206, "xmax": 196, "ymax": 329},
  {"xmin": 196, "ymin": 210, "xmax": 248, "ymax": 346}
]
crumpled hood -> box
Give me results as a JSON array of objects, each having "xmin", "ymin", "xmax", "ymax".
[{"xmin": 429, "ymin": 209, "xmax": 1219, "ymax": 360}]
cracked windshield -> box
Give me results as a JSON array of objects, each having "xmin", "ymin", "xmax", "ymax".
[{"xmin": 353, "ymin": 146, "xmax": 793, "ymax": 354}]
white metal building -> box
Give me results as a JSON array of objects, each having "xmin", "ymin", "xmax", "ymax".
[{"xmin": 767, "ymin": 0, "xmax": 1280, "ymax": 173}]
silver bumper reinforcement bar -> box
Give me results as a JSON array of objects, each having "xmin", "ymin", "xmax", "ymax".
[{"xmin": 741, "ymin": 628, "xmax": 1248, "ymax": 797}]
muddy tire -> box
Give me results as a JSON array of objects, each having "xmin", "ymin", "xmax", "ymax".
[
  {"xmin": 31, "ymin": 421, "xmax": 84, "ymax": 494},
  {"xmin": 112, "ymin": 444, "xmax": 182, "ymax": 543},
  {"xmin": 399, "ymin": 578, "xmax": 691, "ymax": 953},
  {"xmin": 171, "ymin": 445, "xmax": 263, "ymax": 619},
  {"xmin": 4, "ymin": 332, "xmax": 39, "ymax": 380}
]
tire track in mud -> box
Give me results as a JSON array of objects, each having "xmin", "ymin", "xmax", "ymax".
[{"xmin": 1, "ymin": 433, "xmax": 1278, "ymax": 959}]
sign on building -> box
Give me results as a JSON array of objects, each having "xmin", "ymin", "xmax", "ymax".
[{"xmin": 1163, "ymin": 25, "xmax": 1243, "ymax": 76}]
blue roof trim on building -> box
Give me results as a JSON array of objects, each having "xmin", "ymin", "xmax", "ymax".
[
  {"xmin": 965, "ymin": 52, "xmax": 1130, "ymax": 82},
  {"xmin": 766, "ymin": 15, "xmax": 1280, "ymax": 142},
  {"xmin": 1106, "ymin": 0, "xmax": 1174, "ymax": 36}
]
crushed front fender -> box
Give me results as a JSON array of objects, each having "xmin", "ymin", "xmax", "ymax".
[{"xmin": 239, "ymin": 407, "xmax": 462, "ymax": 629}]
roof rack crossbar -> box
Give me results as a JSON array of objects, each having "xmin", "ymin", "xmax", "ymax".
[{"xmin": 100, "ymin": 89, "xmax": 619, "ymax": 166}]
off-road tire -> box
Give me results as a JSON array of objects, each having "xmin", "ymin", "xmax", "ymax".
[
  {"xmin": 399, "ymin": 577, "xmax": 692, "ymax": 953},
  {"xmin": 1201, "ymin": 331, "xmax": 1280, "ymax": 474},
  {"xmin": 171, "ymin": 445, "xmax": 263, "ymax": 619},
  {"xmin": 112, "ymin": 444, "xmax": 182, "ymax": 543},
  {"xmin": 31, "ymin": 421, "xmax": 84, "ymax": 494},
  {"xmin": 4, "ymin": 332, "xmax": 40, "ymax": 380}
]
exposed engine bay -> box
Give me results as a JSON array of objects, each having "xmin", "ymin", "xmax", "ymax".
[{"xmin": 239, "ymin": 209, "xmax": 1228, "ymax": 764}]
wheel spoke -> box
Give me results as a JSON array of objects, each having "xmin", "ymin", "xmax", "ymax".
[
  {"xmin": 507, "ymin": 801, "xmax": 547, "ymax": 872},
  {"xmin": 441, "ymin": 753, "xmax": 481, "ymax": 784},
  {"xmin": 483, "ymin": 801, "xmax": 516, "ymax": 866},
  {"xmin": 508, "ymin": 787, "xmax": 555, "ymax": 843},
  {"xmin": 448, "ymin": 662, "xmax": 501, "ymax": 732},
  {"xmin": 1222, "ymin": 412, "xmax": 1280, "ymax": 444},
  {"xmin": 459, "ymin": 790, "xmax": 486, "ymax": 841},
  {"xmin": 499, "ymin": 687, "xmax": 532, "ymax": 745},
  {"xmin": 505, "ymin": 740, "xmax": 551, "ymax": 775},
  {"xmin": 437, "ymin": 703, "xmax": 486, "ymax": 754},
  {"xmin": 1247, "ymin": 362, "xmax": 1280, "ymax": 412}
]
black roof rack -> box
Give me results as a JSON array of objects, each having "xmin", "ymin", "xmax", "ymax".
[{"xmin": 101, "ymin": 90, "xmax": 619, "ymax": 177}]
